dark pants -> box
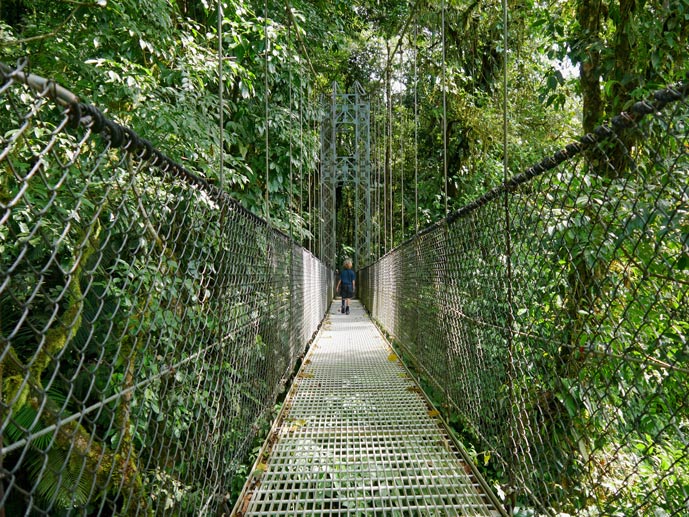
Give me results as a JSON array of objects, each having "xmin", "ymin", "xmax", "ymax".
[{"xmin": 341, "ymin": 284, "xmax": 353, "ymax": 299}]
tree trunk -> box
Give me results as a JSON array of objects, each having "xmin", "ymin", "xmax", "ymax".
[
  {"xmin": 610, "ymin": 0, "xmax": 636, "ymax": 115},
  {"xmin": 577, "ymin": 0, "xmax": 604, "ymax": 134}
]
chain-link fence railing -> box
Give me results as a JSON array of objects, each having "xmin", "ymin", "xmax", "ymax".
[
  {"xmin": 0, "ymin": 62, "xmax": 332, "ymax": 515},
  {"xmin": 359, "ymin": 80, "xmax": 689, "ymax": 515}
]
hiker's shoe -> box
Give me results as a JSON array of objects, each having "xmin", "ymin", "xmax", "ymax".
[{"xmin": 345, "ymin": 306, "xmax": 350, "ymax": 315}]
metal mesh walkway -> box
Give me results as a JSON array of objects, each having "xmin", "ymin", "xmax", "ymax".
[{"xmin": 233, "ymin": 301, "xmax": 504, "ymax": 516}]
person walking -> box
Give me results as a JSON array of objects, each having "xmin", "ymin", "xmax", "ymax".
[{"xmin": 336, "ymin": 258, "xmax": 355, "ymax": 315}]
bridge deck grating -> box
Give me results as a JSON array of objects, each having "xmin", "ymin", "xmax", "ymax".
[{"xmin": 233, "ymin": 300, "xmax": 502, "ymax": 516}]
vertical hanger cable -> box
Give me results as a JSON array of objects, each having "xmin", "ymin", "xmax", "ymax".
[
  {"xmin": 264, "ymin": 0, "xmax": 270, "ymax": 222},
  {"xmin": 288, "ymin": 11, "xmax": 294, "ymax": 240},
  {"xmin": 217, "ymin": 0, "xmax": 225, "ymax": 191},
  {"xmin": 414, "ymin": 18, "xmax": 419, "ymax": 233},
  {"xmin": 501, "ymin": 0, "xmax": 517, "ymax": 509},
  {"xmin": 442, "ymin": 0, "xmax": 448, "ymax": 215}
]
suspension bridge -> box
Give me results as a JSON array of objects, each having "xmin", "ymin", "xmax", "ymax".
[{"xmin": 1, "ymin": 42, "xmax": 689, "ymax": 517}]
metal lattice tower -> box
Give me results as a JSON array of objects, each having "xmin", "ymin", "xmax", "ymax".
[{"xmin": 319, "ymin": 82, "xmax": 372, "ymax": 269}]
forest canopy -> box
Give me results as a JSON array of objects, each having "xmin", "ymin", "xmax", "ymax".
[{"xmin": 2, "ymin": 0, "xmax": 685, "ymax": 246}]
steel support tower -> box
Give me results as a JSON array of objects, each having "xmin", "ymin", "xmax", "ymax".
[{"xmin": 319, "ymin": 82, "xmax": 371, "ymax": 270}]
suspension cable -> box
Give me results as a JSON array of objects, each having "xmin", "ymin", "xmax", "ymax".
[
  {"xmin": 442, "ymin": 0, "xmax": 448, "ymax": 215},
  {"xmin": 390, "ymin": 45, "xmax": 397, "ymax": 249},
  {"xmin": 374, "ymin": 97, "xmax": 380, "ymax": 258},
  {"xmin": 371, "ymin": 96, "xmax": 377, "ymax": 258},
  {"xmin": 399, "ymin": 47, "xmax": 405, "ymax": 241},
  {"xmin": 287, "ymin": 7, "xmax": 295, "ymax": 352},
  {"xmin": 308, "ymin": 114, "xmax": 313, "ymax": 251},
  {"xmin": 414, "ymin": 19, "xmax": 419, "ymax": 233},
  {"xmin": 390, "ymin": 48, "xmax": 396, "ymax": 248},
  {"xmin": 377, "ymin": 96, "xmax": 382, "ymax": 257},
  {"xmin": 501, "ymin": 0, "xmax": 517, "ymax": 508},
  {"xmin": 384, "ymin": 55, "xmax": 389, "ymax": 253},
  {"xmin": 389, "ymin": 73, "xmax": 394, "ymax": 250},
  {"xmin": 217, "ymin": 0, "xmax": 224, "ymax": 191},
  {"xmin": 264, "ymin": 0, "xmax": 270, "ymax": 222},
  {"xmin": 299, "ymin": 70, "xmax": 304, "ymax": 245},
  {"xmin": 288, "ymin": 9, "xmax": 294, "ymax": 241},
  {"xmin": 400, "ymin": 111, "xmax": 405, "ymax": 241}
]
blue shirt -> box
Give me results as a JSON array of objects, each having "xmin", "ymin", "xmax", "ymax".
[{"xmin": 340, "ymin": 268, "xmax": 355, "ymax": 286}]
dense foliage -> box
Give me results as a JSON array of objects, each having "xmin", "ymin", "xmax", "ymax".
[
  {"xmin": 1, "ymin": 0, "xmax": 327, "ymax": 240},
  {"xmin": 3, "ymin": 0, "xmax": 685, "ymax": 247}
]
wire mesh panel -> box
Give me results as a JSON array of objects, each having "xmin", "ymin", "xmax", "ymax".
[
  {"xmin": 0, "ymin": 63, "xmax": 332, "ymax": 515},
  {"xmin": 359, "ymin": 82, "xmax": 689, "ymax": 515},
  {"xmin": 234, "ymin": 301, "xmax": 504, "ymax": 516}
]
